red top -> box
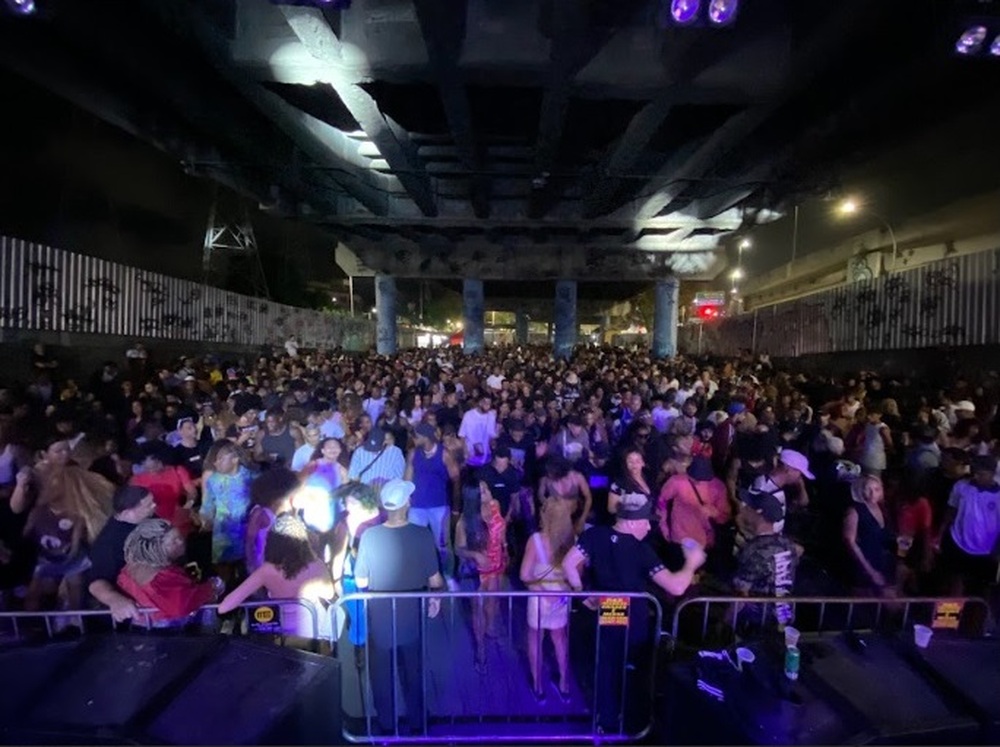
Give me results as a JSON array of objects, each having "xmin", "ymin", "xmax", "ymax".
[
  {"xmin": 117, "ymin": 565, "xmax": 215, "ymax": 623},
  {"xmin": 131, "ymin": 466, "xmax": 193, "ymax": 525},
  {"xmin": 897, "ymin": 497, "xmax": 933, "ymax": 537}
]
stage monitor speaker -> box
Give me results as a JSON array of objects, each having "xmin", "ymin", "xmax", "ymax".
[{"xmin": 0, "ymin": 633, "xmax": 341, "ymax": 745}]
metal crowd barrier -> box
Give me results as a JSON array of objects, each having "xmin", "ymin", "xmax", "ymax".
[
  {"xmin": 0, "ymin": 598, "xmax": 320, "ymax": 645},
  {"xmin": 330, "ymin": 590, "xmax": 663, "ymax": 745},
  {"xmin": 670, "ymin": 595, "xmax": 992, "ymax": 649}
]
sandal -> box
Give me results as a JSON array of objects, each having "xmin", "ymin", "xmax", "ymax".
[{"xmin": 532, "ymin": 687, "xmax": 547, "ymax": 704}]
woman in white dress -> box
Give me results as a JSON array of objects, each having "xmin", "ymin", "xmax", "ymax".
[{"xmin": 520, "ymin": 498, "xmax": 574, "ymax": 702}]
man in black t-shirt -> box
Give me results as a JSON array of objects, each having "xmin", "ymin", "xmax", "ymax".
[
  {"xmin": 563, "ymin": 491, "xmax": 705, "ymax": 734},
  {"xmin": 355, "ymin": 479, "xmax": 444, "ymax": 735},
  {"xmin": 88, "ymin": 485, "xmax": 156, "ymax": 622},
  {"xmin": 171, "ymin": 416, "xmax": 209, "ymax": 479}
]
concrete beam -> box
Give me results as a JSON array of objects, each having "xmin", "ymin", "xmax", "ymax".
[
  {"xmin": 324, "ymin": 208, "xmax": 743, "ymax": 232},
  {"xmin": 278, "ymin": 6, "xmax": 439, "ymax": 217},
  {"xmin": 338, "ymin": 240, "xmax": 723, "ymax": 282},
  {"xmin": 412, "ymin": 0, "xmax": 490, "ymax": 219},
  {"xmin": 624, "ymin": 3, "xmax": 885, "ymax": 224},
  {"xmin": 140, "ymin": 0, "xmax": 393, "ymax": 216}
]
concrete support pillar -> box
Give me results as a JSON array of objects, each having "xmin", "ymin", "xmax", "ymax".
[
  {"xmin": 652, "ymin": 277, "xmax": 679, "ymax": 359},
  {"xmin": 553, "ymin": 279, "xmax": 578, "ymax": 361},
  {"xmin": 462, "ymin": 278, "xmax": 485, "ymax": 355},
  {"xmin": 375, "ymin": 274, "xmax": 397, "ymax": 355},
  {"xmin": 515, "ymin": 310, "xmax": 529, "ymax": 345}
]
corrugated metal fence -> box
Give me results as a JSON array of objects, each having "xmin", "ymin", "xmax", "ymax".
[
  {"xmin": 681, "ymin": 249, "xmax": 1000, "ymax": 357},
  {"xmin": 0, "ymin": 236, "xmax": 373, "ymax": 350}
]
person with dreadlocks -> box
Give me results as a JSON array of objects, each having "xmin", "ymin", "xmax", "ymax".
[{"xmin": 117, "ymin": 518, "xmax": 223, "ymax": 625}]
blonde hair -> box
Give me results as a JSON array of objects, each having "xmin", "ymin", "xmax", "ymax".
[
  {"xmin": 28, "ymin": 463, "xmax": 114, "ymax": 545},
  {"xmin": 124, "ymin": 518, "xmax": 174, "ymax": 568}
]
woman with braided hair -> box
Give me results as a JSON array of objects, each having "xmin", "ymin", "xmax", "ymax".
[{"xmin": 117, "ymin": 518, "xmax": 223, "ymax": 625}]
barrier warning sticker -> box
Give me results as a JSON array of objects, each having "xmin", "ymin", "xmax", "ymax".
[
  {"xmin": 598, "ymin": 596, "xmax": 630, "ymax": 626},
  {"xmin": 248, "ymin": 604, "xmax": 283, "ymax": 634},
  {"xmin": 932, "ymin": 600, "xmax": 963, "ymax": 630}
]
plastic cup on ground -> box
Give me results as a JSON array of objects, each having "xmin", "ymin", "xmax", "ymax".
[
  {"xmin": 736, "ymin": 647, "xmax": 756, "ymax": 672},
  {"xmin": 913, "ymin": 624, "xmax": 933, "ymax": 649},
  {"xmin": 784, "ymin": 625, "xmax": 801, "ymax": 649}
]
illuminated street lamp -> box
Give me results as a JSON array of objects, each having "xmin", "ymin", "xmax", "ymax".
[
  {"xmin": 730, "ymin": 268, "xmax": 744, "ymax": 281},
  {"xmin": 837, "ymin": 197, "xmax": 899, "ymax": 271}
]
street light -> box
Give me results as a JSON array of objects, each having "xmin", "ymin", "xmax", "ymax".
[
  {"xmin": 730, "ymin": 268, "xmax": 744, "ymax": 281},
  {"xmin": 837, "ymin": 197, "xmax": 899, "ymax": 271}
]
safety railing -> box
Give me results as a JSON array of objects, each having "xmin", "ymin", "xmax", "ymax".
[
  {"xmin": 670, "ymin": 595, "xmax": 992, "ymax": 650},
  {"xmin": 331, "ymin": 590, "xmax": 663, "ymax": 745},
  {"xmin": 0, "ymin": 598, "xmax": 321, "ymax": 646}
]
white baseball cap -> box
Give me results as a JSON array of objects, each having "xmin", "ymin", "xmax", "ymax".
[
  {"xmin": 380, "ymin": 479, "xmax": 415, "ymax": 510},
  {"xmin": 955, "ymin": 400, "xmax": 976, "ymax": 413},
  {"xmin": 778, "ymin": 449, "xmax": 815, "ymax": 480}
]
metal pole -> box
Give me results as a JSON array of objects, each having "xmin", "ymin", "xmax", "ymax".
[
  {"xmin": 697, "ymin": 322, "xmax": 704, "ymax": 355},
  {"xmin": 789, "ymin": 204, "xmax": 800, "ymax": 278},
  {"xmin": 349, "ymin": 276, "xmax": 355, "ymax": 317},
  {"xmin": 751, "ymin": 309, "xmax": 758, "ymax": 354}
]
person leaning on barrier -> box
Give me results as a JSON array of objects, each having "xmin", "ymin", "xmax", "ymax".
[
  {"xmin": 353, "ymin": 478, "xmax": 445, "ymax": 737},
  {"xmin": 87, "ymin": 485, "xmax": 157, "ymax": 622},
  {"xmin": 562, "ymin": 490, "xmax": 705, "ymax": 735},
  {"xmin": 117, "ymin": 518, "xmax": 224, "ymax": 626}
]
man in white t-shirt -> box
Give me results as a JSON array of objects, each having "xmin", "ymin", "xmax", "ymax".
[
  {"xmin": 485, "ymin": 366, "xmax": 506, "ymax": 392},
  {"xmin": 940, "ymin": 454, "xmax": 1000, "ymax": 595},
  {"xmin": 459, "ymin": 394, "xmax": 497, "ymax": 468}
]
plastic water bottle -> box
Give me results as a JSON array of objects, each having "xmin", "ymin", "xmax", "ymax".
[{"xmin": 784, "ymin": 645, "xmax": 800, "ymax": 681}]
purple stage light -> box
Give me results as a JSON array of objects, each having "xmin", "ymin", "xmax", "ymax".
[
  {"xmin": 4, "ymin": 0, "xmax": 36, "ymax": 15},
  {"xmin": 670, "ymin": 0, "xmax": 700, "ymax": 26},
  {"xmin": 991, "ymin": 34, "xmax": 1000, "ymax": 56},
  {"xmin": 707, "ymin": 0, "xmax": 738, "ymax": 26},
  {"xmin": 955, "ymin": 25, "xmax": 988, "ymax": 55}
]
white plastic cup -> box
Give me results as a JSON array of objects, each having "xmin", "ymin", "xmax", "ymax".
[
  {"xmin": 784, "ymin": 625, "xmax": 801, "ymax": 649},
  {"xmin": 736, "ymin": 647, "xmax": 756, "ymax": 672},
  {"xmin": 914, "ymin": 624, "xmax": 933, "ymax": 649}
]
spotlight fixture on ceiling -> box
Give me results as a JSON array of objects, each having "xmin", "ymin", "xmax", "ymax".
[
  {"xmin": 660, "ymin": 0, "xmax": 738, "ymax": 28},
  {"xmin": 707, "ymin": 0, "xmax": 739, "ymax": 26},
  {"xmin": 949, "ymin": 1, "xmax": 1000, "ymax": 59},
  {"xmin": 955, "ymin": 25, "xmax": 988, "ymax": 54},
  {"xmin": 670, "ymin": 0, "xmax": 700, "ymax": 26},
  {"xmin": 3, "ymin": 0, "xmax": 36, "ymax": 15}
]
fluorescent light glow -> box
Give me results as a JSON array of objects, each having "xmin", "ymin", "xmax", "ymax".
[
  {"xmin": 730, "ymin": 268, "xmax": 743, "ymax": 280},
  {"xmin": 739, "ymin": 238, "xmax": 752, "ymax": 250},
  {"xmin": 956, "ymin": 26, "xmax": 988, "ymax": 55},
  {"xmin": 707, "ymin": 0, "xmax": 738, "ymax": 26}
]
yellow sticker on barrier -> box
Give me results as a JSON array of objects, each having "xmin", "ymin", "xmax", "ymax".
[
  {"xmin": 932, "ymin": 600, "xmax": 963, "ymax": 630},
  {"xmin": 253, "ymin": 606, "xmax": 276, "ymax": 624},
  {"xmin": 598, "ymin": 596, "xmax": 630, "ymax": 626}
]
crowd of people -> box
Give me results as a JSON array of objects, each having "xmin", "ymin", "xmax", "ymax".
[{"xmin": 1, "ymin": 342, "xmax": 1000, "ymax": 731}]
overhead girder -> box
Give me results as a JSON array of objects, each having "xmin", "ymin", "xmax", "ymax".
[
  {"xmin": 277, "ymin": 5, "xmax": 439, "ymax": 217},
  {"xmin": 411, "ymin": 0, "xmax": 491, "ymax": 219}
]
